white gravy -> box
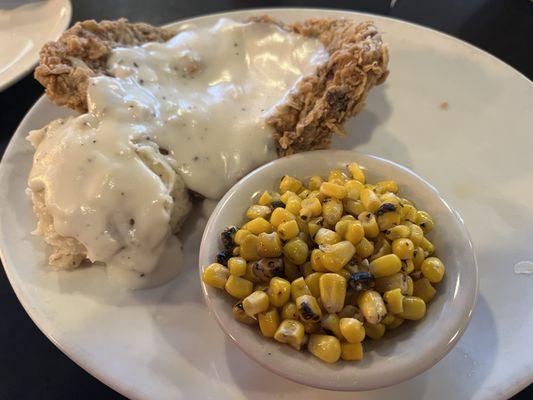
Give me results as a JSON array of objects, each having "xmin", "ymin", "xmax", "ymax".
[{"xmin": 27, "ymin": 18, "xmax": 327, "ymax": 287}]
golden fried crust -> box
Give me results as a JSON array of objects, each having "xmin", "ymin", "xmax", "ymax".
[{"xmin": 34, "ymin": 19, "xmax": 176, "ymax": 112}]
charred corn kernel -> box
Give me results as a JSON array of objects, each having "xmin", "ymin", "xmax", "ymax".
[
  {"xmin": 383, "ymin": 288, "xmax": 404, "ymax": 314},
  {"xmin": 375, "ymin": 180, "xmax": 399, "ymax": 194},
  {"xmin": 234, "ymin": 229, "xmax": 252, "ymax": 245},
  {"xmin": 374, "ymin": 272, "xmax": 408, "ymax": 294},
  {"xmin": 243, "ymin": 290, "xmax": 270, "ymax": 316},
  {"xmin": 344, "ymin": 179, "xmax": 364, "ymax": 200},
  {"xmin": 276, "ymin": 220, "xmax": 299, "ymax": 241},
  {"xmin": 246, "ymin": 205, "xmax": 271, "ymax": 219},
  {"xmin": 310, "ymin": 249, "xmax": 327, "ymax": 272},
  {"xmin": 358, "ymin": 211, "xmax": 379, "ymax": 238},
  {"xmin": 299, "ymin": 261, "xmax": 313, "ymax": 278},
  {"xmin": 319, "ymin": 273, "xmax": 347, "ymax": 313},
  {"xmin": 343, "ymin": 199, "xmax": 366, "ymax": 216},
  {"xmin": 339, "ymin": 318, "xmax": 366, "ymax": 343},
  {"xmin": 400, "ymin": 203, "xmax": 418, "ymax": 223},
  {"xmin": 270, "ymin": 207, "xmax": 295, "ymax": 228},
  {"xmin": 314, "ymin": 228, "xmax": 341, "ymax": 245},
  {"xmin": 232, "ymin": 301, "xmax": 257, "ymax": 325},
  {"xmin": 227, "ymin": 257, "xmax": 247, "ymax": 276},
  {"xmin": 370, "ymin": 237, "xmax": 392, "ymax": 261},
  {"xmin": 202, "ymin": 263, "xmax": 230, "ymax": 289},
  {"xmin": 283, "ymin": 257, "xmax": 302, "ymax": 281},
  {"xmin": 244, "ymin": 217, "xmax": 273, "ymax": 235},
  {"xmin": 274, "ymin": 319, "xmax": 305, "ymax": 350},
  {"xmin": 341, "ymin": 342, "xmax": 363, "ymax": 361},
  {"xmin": 308, "ymin": 334, "xmax": 341, "ymax": 363},
  {"xmin": 258, "ymin": 308, "xmax": 280, "ymax": 338},
  {"xmin": 256, "ymin": 232, "xmax": 282, "ymax": 258},
  {"xmin": 299, "ymin": 197, "xmax": 322, "ymax": 221},
  {"xmin": 402, "ymin": 259, "xmax": 415, "ymax": 274},
  {"xmin": 285, "ymin": 196, "xmax": 302, "ymax": 215},
  {"xmin": 413, "ymin": 247, "xmax": 425, "ymax": 269},
  {"xmin": 385, "ymin": 315, "xmax": 404, "ymax": 330},
  {"xmin": 319, "ymin": 241, "xmax": 356, "ymax": 272},
  {"xmin": 356, "ymin": 237, "xmax": 374, "ymax": 258},
  {"xmin": 347, "ymin": 162, "xmax": 366, "ymax": 183},
  {"xmin": 360, "ymin": 188, "xmax": 381, "ymax": 213},
  {"xmin": 377, "ymin": 211, "xmax": 400, "ymax": 231},
  {"xmin": 399, "ymin": 296, "xmax": 426, "ymax": 320},
  {"xmin": 392, "ymin": 238, "xmax": 415, "ymax": 260},
  {"xmin": 305, "ymin": 272, "xmax": 323, "ymax": 298},
  {"xmin": 225, "ymin": 275, "xmax": 254, "ymax": 299},
  {"xmin": 281, "ymin": 302, "xmax": 298, "ymax": 320},
  {"xmin": 290, "ymin": 277, "xmax": 312, "ymax": 301},
  {"xmin": 344, "ymin": 220, "xmax": 365, "ymax": 245},
  {"xmin": 405, "ymin": 275, "xmax": 414, "ymax": 296},
  {"xmin": 364, "ymin": 322, "xmax": 385, "ymax": 340},
  {"xmin": 240, "ymin": 234, "xmax": 261, "ymax": 261},
  {"xmin": 322, "ymin": 198, "xmax": 343, "ymax": 227},
  {"xmin": 298, "ymin": 189, "xmax": 310, "ymax": 199},
  {"xmin": 308, "ymin": 175, "xmax": 323, "ymax": 190},
  {"xmin": 416, "ymin": 210, "xmax": 434, "ymax": 233},
  {"xmin": 357, "ymin": 290, "xmax": 387, "ymax": 324},
  {"xmin": 279, "ymin": 175, "xmax": 302, "ymax": 194},
  {"xmin": 267, "ymin": 277, "xmax": 291, "ymax": 307},
  {"xmin": 258, "ymin": 190, "xmax": 274, "ymax": 206},
  {"xmin": 421, "ymin": 257, "xmax": 445, "ymax": 282},
  {"xmin": 369, "ymin": 254, "xmax": 402, "ymax": 278},
  {"xmin": 319, "ymin": 314, "xmax": 341, "ymax": 339},
  {"xmin": 339, "ymin": 304, "xmax": 358, "ymax": 318},
  {"xmin": 420, "ymin": 237, "xmax": 435, "ymax": 255},
  {"xmin": 413, "ymin": 277, "xmax": 437, "ymax": 303},
  {"xmin": 385, "ymin": 225, "xmax": 410, "ymax": 240},
  {"xmin": 320, "ymin": 182, "xmax": 347, "ymax": 199},
  {"xmin": 296, "ymin": 295, "xmax": 322, "ymax": 322},
  {"xmin": 283, "ymin": 238, "xmax": 309, "ymax": 265}
]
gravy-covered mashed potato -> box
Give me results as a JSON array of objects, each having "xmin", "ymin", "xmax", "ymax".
[{"xmin": 27, "ymin": 18, "xmax": 328, "ymax": 288}]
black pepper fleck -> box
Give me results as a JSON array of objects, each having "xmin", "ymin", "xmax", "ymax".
[
  {"xmin": 133, "ymin": 62, "xmax": 139, "ymax": 67},
  {"xmin": 139, "ymin": 79, "xmax": 144, "ymax": 85},
  {"xmin": 129, "ymin": 218, "xmax": 135, "ymax": 226},
  {"xmin": 193, "ymin": 156, "xmax": 199, "ymax": 161}
]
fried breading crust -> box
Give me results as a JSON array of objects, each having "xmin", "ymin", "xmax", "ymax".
[{"xmin": 34, "ymin": 17, "xmax": 388, "ymax": 153}]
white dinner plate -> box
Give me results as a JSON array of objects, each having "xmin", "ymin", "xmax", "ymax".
[
  {"xmin": 1, "ymin": 8, "xmax": 532, "ymax": 400},
  {"xmin": 0, "ymin": 0, "xmax": 71, "ymax": 91}
]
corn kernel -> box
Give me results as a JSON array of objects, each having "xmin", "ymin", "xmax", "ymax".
[
  {"xmin": 246, "ymin": 205, "xmax": 271, "ymax": 220},
  {"xmin": 270, "ymin": 207, "xmax": 295, "ymax": 228},
  {"xmin": 360, "ymin": 188, "xmax": 381, "ymax": 213},
  {"xmin": 338, "ymin": 304, "xmax": 358, "ymax": 319},
  {"xmin": 258, "ymin": 308, "xmax": 280, "ymax": 338},
  {"xmin": 268, "ymin": 277, "xmax": 291, "ymax": 307},
  {"xmin": 363, "ymin": 322, "xmax": 385, "ymax": 340},
  {"xmin": 298, "ymin": 189, "xmax": 310, "ymax": 199},
  {"xmin": 283, "ymin": 238, "xmax": 309, "ymax": 265},
  {"xmin": 392, "ymin": 238, "xmax": 415, "ymax": 260},
  {"xmin": 243, "ymin": 262, "xmax": 260, "ymax": 283},
  {"xmin": 347, "ymin": 162, "xmax": 366, "ymax": 183},
  {"xmin": 343, "ymin": 199, "xmax": 366, "ymax": 216},
  {"xmin": 341, "ymin": 342, "xmax": 363, "ymax": 361},
  {"xmin": 400, "ymin": 204, "xmax": 418, "ymax": 223},
  {"xmin": 232, "ymin": 301, "xmax": 257, "ymax": 325},
  {"xmin": 319, "ymin": 241, "xmax": 356, "ymax": 272},
  {"xmin": 227, "ymin": 257, "xmax": 247, "ymax": 276},
  {"xmin": 308, "ymin": 334, "xmax": 341, "ymax": 363},
  {"xmin": 225, "ymin": 275, "xmax": 253, "ymax": 299},
  {"xmin": 421, "ymin": 257, "xmax": 445, "ymax": 283},
  {"xmin": 412, "ymin": 277, "xmax": 436, "ymax": 303},
  {"xmin": 357, "ymin": 289, "xmax": 387, "ymax": 324},
  {"xmin": 377, "ymin": 210, "xmax": 400, "ymax": 231},
  {"xmin": 344, "ymin": 179, "xmax": 364, "ymax": 200},
  {"xmin": 304, "ymin": 272, "xmax": 323, "ymax": 298},
  {"xmin": 320, "ymin": 182, "xmax": 347, "ymax": 199},
  {"xmin": 355, "ymin": 237, "xmax": 374, "ymax": 259},
  {"xmin": 416, "ymin": 210, "xmax": 434, "ymax": 233},
  {"xmin": 420, "ymin": 237, "xmax": 435, "ymax": 255},
  {"xmin": 243, "ymin": 290, "xmax": 270, "ymax": 316},
  {"xmin": 369, "ymin": 254, "xmax": 402, "ymax": 278},
  {"xmin": 234, "ymin": 229, "xmax": 252, "ymax": 245},
  {"xmin": 383, "ymin": 288, "xmax": 404, "ymax": 314},
  {"xmin": 296, "ymin": 295, "xmax": 322, "ymax": 322},
  {"xmin": 290, "ymin": 277, "xmax": 312, "ymax": 301},
  {"xmin": 370, "ymin": 236, "xmax": 392, "ymax": 261},
  {"xmin": 339, "ymin": 318, "xmax": 366, "ymax": 343},
  {"xmin": 402, "ymin": 259, "xmax": 415, "ymax": 274},
  {"xmin": 322, "ymin": 198, "xmax": 343, "ymax": 227},
  {"xmin": 384, "ymin": 315, "xmax": 404, "ymax": 330},
  {"xmin": 399, "ymin": 296, "xmax": 426, "ymax": 320},
  {"xmin": 373, "ymin": 272, "xmax": 409, "ymax": 294},
  {"xmin": 319, "ymin": 273, "xmax": 347, "ymax": 313},
  {"xmin": 405, "ymin": 275, "xmax": 414, "ymax": 296},
  {"xmin": 308, "ymin": 175, "xmax": 324, "ymax": 190},
  {"xmin": 281, "ymin": 301, "xmax": 298, "ymax": 320},
  {"xmin": 276, "ymin": 220, "xmax": 298, "ymax": 241},
  {"xmin": 279, "ymin": 175, "xmax": 302, "ymax": 194},
  {"xmin": 256, "ymin": 232, "xmax": 282, "ymax": 258},
  {"xmin": 328, "ymin": 169, "xmax": 347, "ymax": 183},
  {"xmin": 358, "ymin": 211, "xmax": 379, "ymax": 238},
  {"xmin": 244, "ymin": 217, "xmax": 273, "ymax": 235},
  {"xmin": 284, "ymin": 257, "xmax": 302, "ymax": 281},
  {"xmin": 320, "ymin": 313, "xmax": 343, "ymax": 339},
  {"xmin": 299, "ymin": 197, "xmax": 322, "ymax": 221},
  {"xmin": 258, "ymin": 190, "xmax": 274, "ymax": 206},
  {"xmin": 310, "ymin": 249, "xmax": 327, "ymax": 272},
  {"xmin": 380, "ymin": 192, "xmax": 401, "ymax": 206},
  {"xmin": 385, "ymin": 225, "xmax": 411, "ymax": 240},
  {"xmin": 280, "ymin": 190, "xmax": 298, "ymax": 204},
  {"xmin": 375, "ymin": 180, "xmax": 399, "ymax": 194},
  {"xmin": 314, "ymin": 228, "xmax": 341, "ymax": 246},
  {"xmin": 202, "ymin": 263, "xmax": 230, "ymax": 289},
  {"xmin": 274, "ymin": 319, "xmax": 305, "ymax": 350},
  {"xmin": 285, "ymin": 196, "xmax": 302, "ymax": 215},
  {"xmin": 413, "ymin": 246, "xmax": 425, "ymax": 269},
  {"xmin": 240, "ymin": 234, "xmax": 261, "ymax": 261}
]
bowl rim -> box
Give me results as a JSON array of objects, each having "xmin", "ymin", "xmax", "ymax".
[{"xmin": 199, "ymin": 149, "xmax": 479, "ymax": 391}]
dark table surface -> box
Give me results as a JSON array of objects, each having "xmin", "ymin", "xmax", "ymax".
[{"xmin": 1, "ymin": 1, "xmax": 532, "ymax": 399}]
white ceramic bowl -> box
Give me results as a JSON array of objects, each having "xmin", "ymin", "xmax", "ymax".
[{"xmin": 199, "ymin": 150, "xmax": 478, "ymax": 391}]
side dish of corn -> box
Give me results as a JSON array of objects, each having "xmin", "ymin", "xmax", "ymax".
[{"xmin": 203, "ymin": 163, "xmax": 444, "ymax": 363}]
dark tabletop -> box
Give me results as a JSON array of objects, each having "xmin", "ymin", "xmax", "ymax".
[{"xmin": 1, "ymin": 1, "xmax": 532, "ymax": 399}]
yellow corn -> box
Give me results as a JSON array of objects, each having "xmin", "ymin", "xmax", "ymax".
[
  {"xmin": 314, "ymin": 228, "xmax": 341, "ymax": 245},
  {"xmin": 239, "ymin": 234, "xmax": 261, "ymax": 261},
  {"xmin": 232, "ymin": 301, "xmax": 258, "ymax": 325},
  {"xmin": 383, "ymin": 288, "xmax": 404, "ymax": 314},
  {"xmin": 270, "ymin": 207, "xmax": 295, "ymax": 228},
  {"xmin": 347, "ymin": 162, "xmax": 366, "ymax": 183},
  {"xmin": 413, "ymin": 246, "xmax": 425, "ymax": 269},
  {"xmin": 298, "ymin": 189, "xmax": 310, "ymax": 199},
  {"xmin": 384, "ymin": 315, "xmax": 404, "ymax": 330},
  {"xmin": 344, "ymin": 179, "xmax": 364, "ymax": 200},
  {"xmin": 360, "ymin": 188, "xmax": 382, "ymax": 213},
  {"xmin": 308, "ymin": 175, "xmax": 323, "ymax": 190},
  {"xmin": 322, "ymin": 198, "xmax": 343, "ymax": 227},
  {"xmin": 405, "ymin": 275, "xmax": 414, "ymax": 296},
  {"xmin": 402, "ymin": 259, "xmax": 415, "ymax": 274},
  {"xmin": 319, "ymin": 273, "xmax": 347, "ymax": 313},
  {"xmin": 307, "ymin": 216, "xmax": 323, "ymax": 237},
  {"xmin": 232, "ymin": 246, "xmax": 241, "ymax": 256},
  {"xmin": 234, "ymin": 229, "xmax": 252, "ymax": 245},
  {"xmin": 400, "ymin": 203, "xmax": 418, "ymax": 223},
  {"xmin": 225, "ymin": 275, "xmax": 254, "ymax": 299},
  {"xmin": 364, "ymin": 322, "xmax": 386, "ymax": 340},
  {"xmin": 341, "ymin": 342, "xmax": 363, "ymax": 361},
  {"xmin": 320, "ymin": 182, "xmax": 347, "ymax": 199},
  {"xmin": 307, "ymin": 190, "xmax": 326, "ymax": 203},
  {"xmin": 304, "ymin": 272, "xmax": 323, "ymax": 298},
  {"xmin": 308, "ymin": 334, "xmax": 341, "ymax": 363},
  {"xmin": 345, "ymin": 220, "xmax": 365, "ymax": 245},
  {"xmin": 290, "ymin": 277, "xmax": 312, "ymax": 301},
  {"xmin": 375, "ymin": 180, "xmax": 399, "ymax": 194},
  {"xmin": 279, "ymin": 175, "xmax": 302, "ymax": 194},
  {"xmin": 258, "ymin": 190, "xmax": 274, "ymax": 206},
  {"xmin": 320, "ymin": 313, "xmax": 343, "ymax": 339},
  {"xmin": 356, "ymin": 237, "xmax": 374, "ymax": 258},
  {"xmin": 357, "ymin": 290, "xmax": 387, "ymax": 324},
  {"xmin": 255, "ymin": 232, "xmax": 282, "ymax": 258},
  {"xmin": 399, "ymin": 296, "xmax": 426, "ymax": 320},
  {"xmin": 380, "ymin": 192, "xmax": 401, "ymax": 206},
  {"xmin": 373, "ymin": 272, "xmax": 408, "ymax": 294},
  {"xmin": 285, "ymin": 196, "xmax": 302, "ymax": 215},
  {"xmin": 358, "ymin": 211, "xmax": 379, "ymax": 238},
  {"xmin": 319, "ymin": 241, "xmax": 356, "ymax": 272},
  {"xmin": 244, "ymin": 217, "xmax": 273, "ymax": 235},
  {"xmin": 246, "ymin": 205, "xmax": 272, "ymax": 220},
  {"xmin": 421, "ymin": 257, "xmax": 445, "ymax": 283},
  {"xmin": 339, "ymin": 318, "xmax": 366, "ymax": 343},
  {"xmin": 420, "ymin": 237, "xmax": 435, "ymax": 255},
  {"xmin": 413, "ymin": 277, "xmax": 437, "ymax": 303},
  {"xmin": 338, "ymin": 305, "xmax": 358, "ymax": 319},
  {"xmin": 283, "ymin": 238, "xmax": 309, "ymax": 265},
  {"xmin": 274, "ymin": 319, "xmax": 305, "ymax": 350},
  {"xmin": 202, "ymin": 263, "xmax": 230, "ymax": 289},
  {"xmin": 392, "ymin": 238, "xmax": 415, "ymax": 260},
  {"xmin": 243, "ymin": 262, "xmax": 260, "ymax": 283},
  {"xmin": 257, "ymin": 308, "xmax": 280, "ymax": 338},
  {"xmin": 416, "ymin": 210, "xmax": 434, "ymax": 233},
  {"xmin": 328, "ymin": 169, "xmax": 347, "ymax": 183},
  {"xmin": 343, "ymin": 199, "xmax": 366, "ymax": 216},
  {"xmin": 296, "ymin": 294, "xmax": 322, "ymax": 322},
  {"xmin": 280, "ymin": 190, "xmax": 298, "ymax": 204},
  {"xmin": 299, "ymin": 197, "xmax": 322, "ymax": 221},
  {"xmin": 377, "ymin": 210, "xmax": 400, "ymax": 231},
  {"xmin": 284, "ymin": 257, "xmax": 302, "ymax": 281},
  {"xmin": 276, "ymin": 220, "xmax": 299, "ymax": 241},
  {"xmin": 409, "ymin": 224, "xmax": 424, "ymax": 246},
  {"xmin": 369, "ymin": 254, "xmax": 402, "ymax": 277},
  {"xmin": 227, "ymin": 257, "xmax": 247, "ymax": 277},
  {"xmin": 242, "ymin": 290, "xmax": 270, "ymax": 316},
  {"xmin": 268, "ymin": 277, "xmax": 291, "ymax": 307},
  {"xmin": 281, "ymin": 301, "xmax": 298, "ymax": 320},
  {"xmin": 370, "ymin": 237, "xmax": 392, "ymax": 261}
]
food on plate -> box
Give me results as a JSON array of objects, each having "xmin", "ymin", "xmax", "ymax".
[
  {"xmin": 202, "ymin": 163, "xmax": 445, "ymax": 363},
  {"xmin": 27, "ymin": 16, "xmax": 388, "ymax": 287}
]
